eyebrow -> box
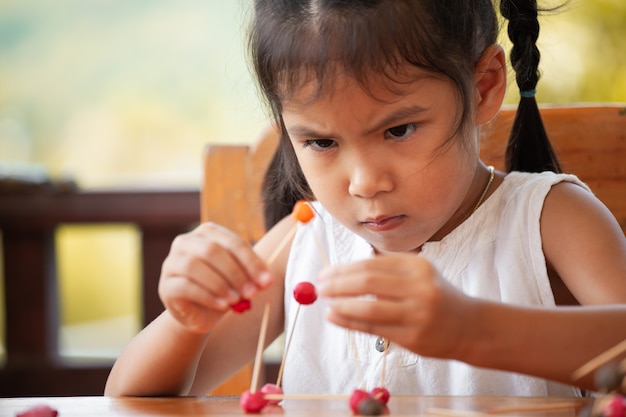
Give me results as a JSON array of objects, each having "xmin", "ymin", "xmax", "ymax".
[
  {"xmin": 363, "ymin": 104, "xmax": 428, "ymax": 136},
  {"xmin": 287, "ymin": 124, "xmax": 330, "ymax": 139},
  {"xmin": 287, "ymin": 104, "xmax": 429, "ymax": 139}
]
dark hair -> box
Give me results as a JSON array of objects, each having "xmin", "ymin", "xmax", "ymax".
[
  {"xmin": 500, "ymin": 0, "xmax": 562, "ymax": 173},
  {"xmin": 248, "ymin": 0, "xmax": 561, "ymax": 229}
]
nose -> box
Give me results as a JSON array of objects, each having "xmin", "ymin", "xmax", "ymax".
[{"xmin": 347, "ymin": 153, "xmax": 394, "ymax": 198}]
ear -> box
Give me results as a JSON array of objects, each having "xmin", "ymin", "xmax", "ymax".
[{"xmin": 474, "ymin": 44, "xmax": 507, "ymax": 125}]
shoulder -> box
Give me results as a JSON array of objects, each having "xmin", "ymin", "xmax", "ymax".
[
  {"xmin": 492, "ymin": 171, "xmax": 592, "ymax": 222},
  {"xmin": 539, "ymin": 173, "xmax": 618, "ymax": 239},
  {"xmin": 486, "ymin": 171, "xmax": 590, "ymax": 229},
  {"xmin": 539, "ymin": 173, "xmax": 626, "ymax": 304},
  {"xmin": 500, "ymin": 171, "xmax": 589, "ymax": 196}
]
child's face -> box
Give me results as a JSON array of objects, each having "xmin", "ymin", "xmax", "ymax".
[{"xmin": 281, "ymin": 69, "xmax": 480, "ymax": 254}]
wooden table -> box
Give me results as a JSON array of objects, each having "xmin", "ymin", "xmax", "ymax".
[{"xmin": 0, "ymin": 395, "xmax": 590, "ymax": 417}]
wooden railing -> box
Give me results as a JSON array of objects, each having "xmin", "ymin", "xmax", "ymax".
[{"xmin": 0, "ymin": 186, "xmax": 199, "ymax": 396}]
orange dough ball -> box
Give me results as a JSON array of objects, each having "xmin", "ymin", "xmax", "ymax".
[{"xmin": 291, "ymin": 200, "xmax": 315, "ymax": 223}]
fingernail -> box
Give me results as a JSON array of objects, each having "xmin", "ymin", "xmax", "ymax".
[
  {"xmin": 317, "ymin": 281, "xmax": 328, "ymax": 295},
  {"xmin": 226, "ymin": 289, "xmax": 240, "ymax": 303},
  {"xmin": 318, "ymin": 268, "xmax": 329, "ymax": 282},
  {"xmin": 214, "ymin": 298, "xmax": 229, "ymax": 310},
  {"xmin": 242, "ymin": 283, "xmax": 256, "ymax": 299},
  {"xmin": 257, "ymin": 271, "xmax": 272, "ymax": 286}
]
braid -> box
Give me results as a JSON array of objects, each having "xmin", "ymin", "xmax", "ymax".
[{"xmin": 500, "ymin": 0, "xmax": 562, "ymax": 173}]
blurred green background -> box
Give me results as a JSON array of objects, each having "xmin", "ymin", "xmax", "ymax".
[
  {"xmin": 1, "ymin": 0, "xmax": 625, "ymax": 188},
  {"xmin": 0, "ymin": 0, "xmax": 624, "ymax": 361}
]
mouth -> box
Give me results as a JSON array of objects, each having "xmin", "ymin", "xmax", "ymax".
[{"xmin": 360, "ymin": 215, "xmax": 406, "ymax": 232}]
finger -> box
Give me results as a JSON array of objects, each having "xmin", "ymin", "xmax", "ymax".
[
  {"xmin": 169, "ymin": 224, "xmax": 271, "ymax": 299},
  {"xmin": 191, "ymin": 223, "xmax": 272, "ymax": 290},
  {"xmin": 326, "ymin": 296, "xmax": 411, "ymax": 326},
  {"xmin": 162, "ymin": 251, "xmax": 240, "ymax": 304},
  {"xmin": 318, "ymin": 263, "xmax": 405, "ymax": 300},
  {"xmin": 160, "ymin": 274, "xmax": 231, "ymax": 312},
  {"xmin": 324, "ymin": 298, "xmax": 429, "ymax": 350},
  {"xmin": 319, "ymin": 256, "xmax": 436, "ymax": 299},
  {"xmin": 325, "ymin": 303, "xmax": 406, "ymax": 340}
]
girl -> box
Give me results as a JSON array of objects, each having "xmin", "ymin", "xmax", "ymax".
[{"xmin": 105, "ymin": 0, "xmax": 626, "ymax": 398}]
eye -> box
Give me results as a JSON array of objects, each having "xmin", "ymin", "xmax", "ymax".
[
  {"xmin": 386, "ymin": 123, "xmax": 417, "ymax": 139},
  {"xmin": 304, "ymin": 139, "xmax": 336, "ymax": 150}
]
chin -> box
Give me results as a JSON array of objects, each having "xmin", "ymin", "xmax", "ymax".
[{"xmin": 369, "ymin": 237, "xmax": 423, "ymax": 255}]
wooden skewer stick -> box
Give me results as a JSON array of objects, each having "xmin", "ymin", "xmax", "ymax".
[
  {"xmin": 486, "ymin": 400, "xmax": 586, "ymax": 414},
  {"xmin": 348, "ymin": 330, "xmax": 366, "ymax": 389},
  {"xmin": 272, "ymin": 202, "xmax": 328, "ymax": 388},
  {"xmin": 380, "ymin": 337, "xmax": 389, "ymax": 387},
  {"xmin": 312, "ymin": 230, "xmax": 330, "ymax": 267},
  {"xmin": 263, "ymin": 393, "xmax": 350, "ymax": 401},
  {"xmin": 274, "ymin": 303, "xmax": 301, "ymax": 387},
  {"xmin": 571, "ymin": 339, "xmax": 626, "ymax": 381},
  {"xmin": 250, "ymin": 300, "xmax": 271, "ymax": 392},
  {"xmin": 267, "ymin": 200, "xmax": 323, "ymax": 266},
  {"xmin": 266, "ymin": 223, "xmax": 298, "ymax": 266}
]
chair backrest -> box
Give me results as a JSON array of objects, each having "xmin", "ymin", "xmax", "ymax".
[
  {"xmin": 200, "ymin": 105, "xmax": 626, "ymax": 394},
  {"xmin": 202, "ymin": 124, "xmax": 279, "ymax": 243},
  {"xmin": 481, "ymin": 106, "xmax": 626, "ymax": 233},
  {"xmin": 201, "ymin": 125, "xmax": 279, "ymax": 395}
]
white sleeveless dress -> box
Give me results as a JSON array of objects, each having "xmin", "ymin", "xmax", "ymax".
[{"xmin": 281, "ymin": 172, "xmax": 588, "ymax": 397}]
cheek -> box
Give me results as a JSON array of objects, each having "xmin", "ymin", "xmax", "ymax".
[
  {"xmin": 296, "ymin": 157, "xmax": 341, "ymax": 200},
  {"xmin": 292, "ymin": 149, "xmax": 353, "ymax": 209},
  {"xmin": 415, "ymin": 143, "xmax": 477, "ymax": 204}
]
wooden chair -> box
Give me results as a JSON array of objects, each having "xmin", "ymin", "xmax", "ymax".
[
  {"xmin": 481, "ymin": 105, "xmax": 626, "ymax": 233},
  {"xmin": 200, "ymin": 105, "xmax": 626, "ymax": 395},
  {"xmin": 201, "ymin": 125, "xmax": 279, "ymax": 395}
]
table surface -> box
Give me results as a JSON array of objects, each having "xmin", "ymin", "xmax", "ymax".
[{"xmin": 0, "ymin": 395, "xmax": 591, "ymax": 417}]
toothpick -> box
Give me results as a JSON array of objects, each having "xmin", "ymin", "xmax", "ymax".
[
  {"xmin": 266, "ymin": 202, "xmax": 329, "ymax": 267},
  {"xmin": 263, "ymin": 393, "xmax": 349, "ymax": 401},
  {"xmin": 571, "ymin": 339, "xmax": 626, "ymax": 381},
  {"xmin": 312, "ymin": 230, "xmax": 330, "ymax": 267},
  {"xmin": 380, "ymin": 338, "xmax": 389, "ymax": 387},
  {"xmin": 307, "ymin": 203, "xmax": 330, "ymax": 267},
  {"xmin": 272, "ymin": 206, "xmax": 328, "ymax": 387},
  {"xmin": 275, "ymin": 303, "xmax": 302, "ymax": 387},
  {"xmin": 266, "ymin": 223, "xmax": 298, "ymax": 266},
  {"xmin": 349, "ymin": 330, "xmax": 366, "ymax": 389},
  {"xmin": 250, "ymin": 300, "xmax": 271, "ymax": 392}
]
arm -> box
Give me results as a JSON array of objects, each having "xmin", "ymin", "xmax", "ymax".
[
  {"xmin": 318, "ymin": 182, "xmax": 626, "ymax": 391},
  {"xmin": 462, "ymin": 299, "xmax": 626, "ymax": 390},
  {"xmin": 104, "ymin": 217, "xmax": 293, "ymax": 397},
  {"xmin": 541, "ymin": 181, "xmax": 626, "ymax": 305},
  {"xmin": 104, "ymin": 311, "xmax": 210, "ymax": 396},
  {"xmin": 469, "ymin": 181, "xmax": 626, "ymax": 388}
]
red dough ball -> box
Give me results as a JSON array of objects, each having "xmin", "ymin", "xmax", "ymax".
[
  {"xmin": 240, "ymin": 390, "xmax": 268, "ymax": 413},
  {"xmin": 16, "ymin": 404, "xmax": 58, "ymax": 417},
  {"xmin": 349, "ymin": 389, "xmax": 372, "ymax": 414},
  {"xmin": 260, "ymin": 383, "xmax": 284, "ymax": 405},
  {"xmin": 601, "ymin": 394, "xmax": 626, "ymax": 417},
  {"xmin": 292, "ymin": 200, "xmax": 315, "ymax": 223},
  {"xmin": 293, "ymin": 281, "xmax": 317, "ymax": 305},
  {"xmin": 358, "ymin": 397, "xmax": 386, "ymax": 416},
  {"xmin": 231, "ymin": 299, "xmax": 251, "ymax": 313},
  {"xmin": 370, "ymin": 387, "xmax": 390, "ymax": 404}
]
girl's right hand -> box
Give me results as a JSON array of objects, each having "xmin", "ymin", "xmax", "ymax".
[{"xmin": 158, "ymin": 222, "xmax": 272, "ymax": 334}]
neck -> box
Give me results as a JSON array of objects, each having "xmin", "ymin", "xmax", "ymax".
[{"xmin": 428, "ymin": 164, "xmax": 496, "ymax": 243}]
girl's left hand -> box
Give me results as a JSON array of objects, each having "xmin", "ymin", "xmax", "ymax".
[{"xmin": 317, "ymin": 255, "xmax": 477, "ymax": 360}]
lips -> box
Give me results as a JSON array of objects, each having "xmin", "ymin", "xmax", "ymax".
[{"xmin": 361, "ymin": 215, "xmax": 406, "ymax": 232}]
